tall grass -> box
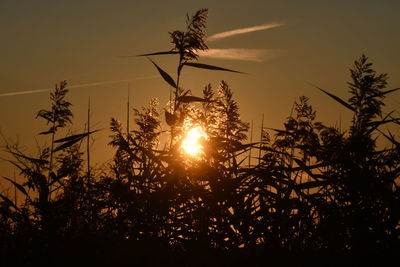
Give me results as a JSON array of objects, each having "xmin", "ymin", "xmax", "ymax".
[{"xmin": 0, "ymin": 9, "xmax": 399, "ymax": 265}]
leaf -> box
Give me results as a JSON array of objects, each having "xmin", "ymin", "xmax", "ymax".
[
  {"xmin": 265, "ymin": 127, "xmax": 293, "ymax": 135},
  {"xmin": 183, "ymin": 62, "xmax": 244, "ymax": 74},
  {"xmin": 2, "ymin": 177, "xmax": 28, "ymax": 197},
  {"xmin": 165, "ymin": 110, "xmax": 178, "ymax": 126},
  {"xmin": 177, "ymin": 95, "xmax": 210, "ymax": 103},
  {"xmin": 0, "ymin": 193, "xmax": 18, "ymax": 210},
  {"xmin": 227, "ymin": 142, "xmax": 259, "ymax": 153},
  {"xmin": 366, "ymin": 112, "xmax": 396, "ymax": 135},
  {"xmin": 260, "ymin": 146, "xmax": 293, "ymax": 157},
  {"xmin": 39, "ymin": 129, "xmax": 55, "ymax": 135},
  {"xmin": 367, "ymin": 117, "xmax": 395, "ymax": 128},
  {"xmin": 379, "ymin": 87, "xmax": 400, "ymax": 96},
  {"xmin": 54, "ymin": 130, "xmax": 99, "ymax": 143},
  {"xmin": 377, "ymin": 129, "xmax": 400, "ymax": 147},
  {"xmin": 149, "ymin": 59, "xmax": 177, "ymax": 88},
  {"xmin": 137, "ymin": 51, "xmax": 179, "ymax": 57},
  {"xmin": 9, "ymin": 151, "xmax": 48, "ymax": 165},
  {"xmin": 53, "ymin": 130, "xmax": 99, "ymax": 152},
  {"xmin": 313, "ymin": 85, "xmax": 355, "ymax": 111},
  {"xmin": 293, "ymin": 159, "xmax": 327, "ymax": 172},
  {"xmin": 53, "ymin": 138, "xmax": 83, "ymax": 152}
]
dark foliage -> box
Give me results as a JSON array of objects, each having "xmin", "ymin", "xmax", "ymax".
[{"xmin": 1, "ymin": 10, "xmax": 399, "ymax": 266}]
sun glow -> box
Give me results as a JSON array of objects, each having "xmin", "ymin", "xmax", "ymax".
[{"xmin": 181, "ymin": 126, "xmax": 207, "ymax": 158}]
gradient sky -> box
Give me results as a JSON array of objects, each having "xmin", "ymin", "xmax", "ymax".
[{"xmin": 1, "ymin": 0, "xmax": 399, "ymax": 181}]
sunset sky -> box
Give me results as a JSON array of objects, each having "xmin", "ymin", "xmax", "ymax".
[{"xmin": 0, "ymin": 0, "xmax": 399, "ymax": 179}]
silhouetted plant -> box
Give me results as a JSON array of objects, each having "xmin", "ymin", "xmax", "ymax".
[
  {"xmin": 313, "ymin": 55, "xmax": 400, "ymax": 252},
  {"xmin": 134, "ymin": 9, "xmax": 252, "ymax": 251},
  {"xmin": 37, "ymin": 81, "xmax": 72, "ymax": 172},
  {"xmin": 1, "ymin": 9, "xmax": 399, "ymax": 266},
  {"xmin": 0, "ymin": 82, "xmax": 100, "ymax": 265}
]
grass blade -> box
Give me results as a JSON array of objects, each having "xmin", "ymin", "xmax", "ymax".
[
  {"xmin": 54, "ymin": 138, "xmax": 83, "ymax": 152},
  {"xmin": 2, "ymin": 176, "xmax": 28, "ymax": 197},
  {"xmin": 377, "ymin": 129, "xmax": 400, "ymax": 147},
  {"xmin": 379, "ymin": 87, "xmax": 400, "ymax": 96},
  {"xmin": 137, "ymin": 51, "xmax": 179, "ymax": 57},
  {"xmin": 54, "ymin": 130, "xmax": 99, "ymax": 143},
  {"xmin": 39, "ymin": 129, "xmax": 55, "ymax": 135},
  {"xmin": 9, "ymin": 151, "xmax": 48, "ymax": 165},
  {"xmin": 183, "ymin": 62, "xmax": 244, "ymax": 74},
  {"xmin": 149, "ymin": 59, "xmax": 177, "ymax": 88},
  {"xmin": 311, "ymin": 84, "xmax": 355, "ymax": 111},
  {"xmin": 0, "ymin": 193, "xmax": 18, "ymax": 210}
]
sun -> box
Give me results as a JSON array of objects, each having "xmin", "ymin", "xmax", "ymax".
[{"xmin": 181, "ymin": 126, "xmax": 207, "ymax": 158}]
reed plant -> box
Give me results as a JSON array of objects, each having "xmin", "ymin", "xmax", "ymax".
[{"xmin": 0, "ymin": 8, "xmax": 399, "ymax": 266}]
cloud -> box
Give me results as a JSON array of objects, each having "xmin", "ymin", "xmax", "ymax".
[
  {"xmin": 198, "ymin": 48, "xmax": 281, "ymax": 62},
  {"xmin": 0, "ymin": 80, "xmax": 129, "ymax": 97},
  {"xmin": 207, "ymin": 22, "xmax": 282, "ymax": 41},
  {"xmin": 0, "ymin": 88, "xmax": 51, "ymax": 97},
  {"xmin": 0, "ymin": 73, "xmax": 174, "ymax": 97}
]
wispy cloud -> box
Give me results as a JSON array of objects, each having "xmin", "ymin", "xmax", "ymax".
[
  {"xmin": 0, "ymin": 80, "xmax": 129, "ymax": 97},
  {"xmin": 198, "ymin": 48, "xmax": 282, "ymax": 62},
  {"xmin": 0, "ymin": 73, "xmax": 172, "ymax": 97},
  {"xmin": 207, "ymin": 22, "xmax": 282, "ymax": 41},
  {"xmin": 0, "ymin": 88, "xmax": 51, "ymax": 97}
]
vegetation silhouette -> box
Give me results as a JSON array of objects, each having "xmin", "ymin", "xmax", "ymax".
[{"xmin": 1, "ymin": 8, "xmax": 399, "ymax": 266}]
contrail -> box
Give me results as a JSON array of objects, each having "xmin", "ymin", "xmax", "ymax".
[
  {"xmin": 0, "ymin": 88, "xmax": 51, "ymax": 97},
  {"xmin": 198, "ymin": 48, "xmax": 282, "ymax": 62},
  {"xmin": 0, "ymin": 80, "xmax": 129, "ymax": 97},
  {"xmin": 207, "ymin": 22, "xmax": 282, "ymax": 41},
  {"xmin": 0, "ymin": 78, "xmax": 158, "ymax": 98}
]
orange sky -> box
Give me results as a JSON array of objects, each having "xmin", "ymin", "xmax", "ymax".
[{"xmin": 0, "ymin": 0, "xmax": 399, "ymax": 184}]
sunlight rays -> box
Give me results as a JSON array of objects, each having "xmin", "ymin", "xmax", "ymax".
[{"xmin": 181, "ymin": 126, "xmax": 208, "ymax": 158}]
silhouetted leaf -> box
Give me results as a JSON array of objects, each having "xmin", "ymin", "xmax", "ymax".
[
  {"xmin": 54, "ymin": 130, "xmax": 99, "ymax": 143},
  {"xmin": 378, "ymin": 129, "xmax": 400, "ymax": 147},
  {"xmin": 379, "ymin": 87, "xmax": 400, "ymax": 96},
  {"xmin": 314, "ymin": 86, "xmax": 355, "ymax": 111},
  {"xmin": 10, "ymin": 152, "xmax": 48, "ymax": 165},
  {"xmin": 53, "ymin": 130, "xmax": 99, "ymax": 152},
  {"xmin": 293, "ymin": 158, "xmax": 327, "ymax": 178},
  {"xmin": 366, "ymin": 112, "xmax": 397, "ymax": 135},
  {"xmin": 261, "ymin": 146, "xmax": 293, "ymax": 157},
  {"xmin": 2, "ymin": 176, "xmax": 28, "ymax": 197},
  {"xmin": 39, "ymin": 129, "xmax": 55, "ymax": 135},
  {"xmin": 149, "ymin": 59, "xmax": 177, "ymax": 88},
  {"xmin": 183, "ymin": 62, "xmax": 244, "ymax": 74},
  {"xmin": 367, "ymin": 117, "xmax": 394, "ymax": 128},
  {"xmin": 137, "ymin": 51, "xmax": 179, "ymax": 57},
  {"xmin": 265, "ymin": 127, "xmax": 293, "ymax": 135},
  {"xmin": 54, "ymin": 138, "xmax": 84, "ymax": 152},
  {"xmin": 165, "ymin": 110, "xmax": 178, "ymax": 126},
  {"xmin": 227, "ymin": 142, "xmax": 259, "ymax": 153},
  {"xmin": 0, "ymin": 193, "xmax": 17, "ymax": 210}
]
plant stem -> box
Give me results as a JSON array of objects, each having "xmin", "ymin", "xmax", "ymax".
[
  {"xmin": 127, "ymin": 83, "xmax": 130, "ymax": 145},
  {"xmin": 87, "ymin": 97, "xmax": 90, "ymax": 178},
  {"xmin": 48, "ymin": 119, "xmax": 56, "ymax": 201}
]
